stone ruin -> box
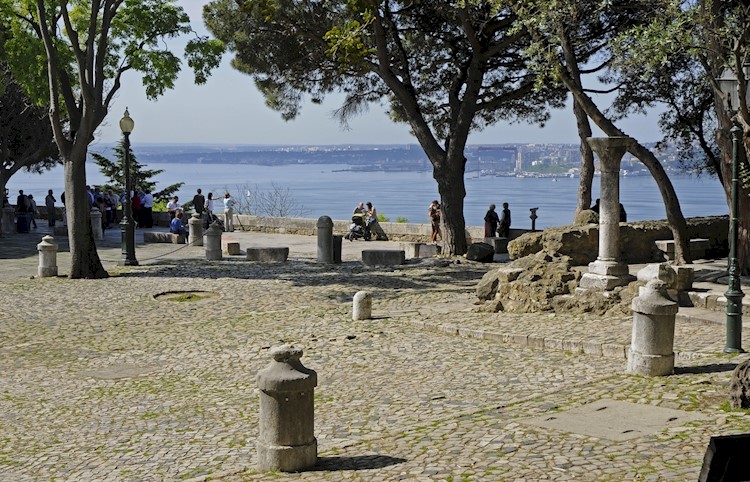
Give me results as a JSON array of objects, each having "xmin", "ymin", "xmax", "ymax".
[{"xmin": 729, "ymin": 359, "xmax": 750, "ymax": 409}]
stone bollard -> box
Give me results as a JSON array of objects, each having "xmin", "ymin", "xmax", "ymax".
[
  {"xmin": 257, "ymin": 345, "xmax": 317, "ymax": 472},
  {"xmin": 37, "ymin": 235, "xmax": 58, "ymax": 278},
  {"xmin": 90, "ymin": 208, "xmax": 103, "ymax": 241},
  {"xmin": 352, "ymin": 291, "xmax": 372, "ymax": 320},
  {"xmin": 188, "ymin": 213, "xmax": 204, "ymax": 246},
  {"xmin": 627, "ymin": 279, "xmax": 678, "ymax": 376},
  {"xmin": 316, "ymin": 215, "xmax": 334, "ymax": 263},
  {"xmin": 205, "ymin": 222, "xmax": 223, "ymax": 260},
  {"xmin": 1, "ymin": 206, "xmax": 15, "ymax": 235}
]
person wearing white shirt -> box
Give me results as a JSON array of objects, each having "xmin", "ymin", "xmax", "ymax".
[
  {"xmin": 223, "ymin": 192, "xmax": 235, "ymax": 232},
  {"xmin": 142, "ymin": 190, "xmax": 154, "ymax": 228},
  {"xmin": 167, "ymin": 196, "xmax": 180, "ymax": 221}
]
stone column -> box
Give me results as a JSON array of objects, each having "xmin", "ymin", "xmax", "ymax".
[
  {"xmin": 352, "ymin": 291, "xmax": 372, "ymax": 320},
  {"xmin": 316, "ymin": 215, "xmax": 334, "ymax": 263},
  {"xmin": 188, "ymin": 213, "xmax": 204, "ymax": 246},
  {"xmin": 257, "ymin": 345, "xmax": 317, "ymax": 472},
  {"xmin": 90, "ymin": 208, "xmax": 103, "ymax": 241},
  {"xmin": 627, "ymin": 280, "xmax": 678, "ymax": 376},
  {"xmin": 578, "ymin": 136, "xmax": 634, "ymax": 291},
  {"xmin": 37, "ymin": 235, "xmax": 58, "ymax": 278},
  {"xmin": 1, "ymin": 206, "xmax": 15, "ymax": 235},
  {"xmin": 205, "ymin": 222, "xmax": 223, "ymax": 260}
]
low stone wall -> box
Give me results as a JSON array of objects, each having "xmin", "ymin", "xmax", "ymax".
[
  {"xmin": 229, "ymin": 214, "xmax": 529, "ymax": 243},
  {"xmin": 508, "ymin": 216, "xmax": 729, "ymax": 265}
]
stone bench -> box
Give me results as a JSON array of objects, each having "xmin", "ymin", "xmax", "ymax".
[
  {"xmin": 485, "ymin": 237, "xmax": 509, "ymax": 254},
  {"xmin": 362, "ymin": 249, "xmax": 405, "ymax": 266},
  {"xmin": 246, "ymin": 247, "xmax": 289, "ymax": 262},
  {"xmin": 399, "ymin": 242, "xmax": 440, "ymax": 258},
  {"xmin": 655, "ymin": 238, "xmax": 710, "ymax": 261},
  {"xmin": 143, "ymin": 231, "xmax": 186, "ymax": 244}
]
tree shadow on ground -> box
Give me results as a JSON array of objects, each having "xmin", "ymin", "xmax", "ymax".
[
  {"xmin": 115, "ymin": 256, "xmax": 489, "ymax": 291},
  {"xmin": 674, "ymin": 363, "xmax": 737, "ymax": 375},
  {"xmin": 310, "ymin": 454, "xmax": 406, "ymax": 471}
]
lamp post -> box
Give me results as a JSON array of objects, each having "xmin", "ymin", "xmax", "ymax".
[
  {"xmin": 119, "ymin": 108, "xmax": 138, "ymax": 266},
  {"xmin": 717, "ymin": 68, "xmax": 745, "ymax": 353}
]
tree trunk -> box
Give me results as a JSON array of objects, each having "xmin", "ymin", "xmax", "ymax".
[
  {"xmin": 432, "ymin": 152, "xmax": 468, "ymax": 256},
  {"xmin": 65, "ymin": 145, "xmax": 108, "ymax": 279},
  {"xmin": 573, "ymin": 99, "xmax": 595, "ymax": 217}
]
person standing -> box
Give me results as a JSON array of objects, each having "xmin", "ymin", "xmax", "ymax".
[
  {"xmin": 142, "ymin": 189, "xmax": 154, "ymax": 228},
  {"xmin": 428, "ymin": 199, "xmax": 441, "ymax": 244},
  {"xmin": 107, "ymin": 189, "xmax": 119, "ymax": 223},
  {"xmin": 45, "ymin": 190, "xmax": 56, "ymax": 227},
  {"xmin": 27, "ymin": 194, "xmax": 38, "ymax": 228},
  {"xmin": 498, "ymin": 202, "xmax": 511, "ymax": 238},
  {"xmin": 204, "ymin": 192, "xmax": 215, "ymax": 226},
  {"xmin": 223, "ymin": 192, "xmax": 235, "ymax": 232},
  {"xmin": 484, "ymin": 204, "xmax": 500, "ymax": 238},
  {"xmin": 193, "ymin": 189, "xmax": 205, "ymax": 217}
]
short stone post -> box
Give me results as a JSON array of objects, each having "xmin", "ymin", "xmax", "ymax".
[
  {"xmin": 1, "ymin": 206, "xmax": 15, "ymax": 235},
  {"xmin": 627, "ymin": 279, "xmax": 678, "ymax": 376},
  {"xmin": 37, "ymin": 235, "xmax": 58, "ymax": 278},
  {"xmin": 352, "ymin": 291, "xmax": 372, "ymax": 320},
  {"xmin": 316, "ymin": 215, "xmax": 334, "ymax": 263},
  {"xmin": 188, "ymin": 213, "xmax": 204, "ymax": 246},
  {"xmin": 257, "ymin": 345, "xmax": 317, "ymax": 473},
  {"xmin": 90, "ymin": 208, "xmax": 103, "ymax": 241},
  {"xmin": 205, "ymin": 222, "xmax": 223, "ymax": 260}
]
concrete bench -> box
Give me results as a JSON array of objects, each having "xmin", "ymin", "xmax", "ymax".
[
  {"xmin": 246, "ymin": 247, "xmax": 289, "ymax": 262},
  {"xmin": 144, "ymin": 232, "xmax": 186, "ymax": 244},
  {"xmin": 362, "ymin": 249, "xmax": 405, "ymax": 266},
  {"xmin": 655, "ymin": 238, "xmax": 709, "ymax": 260},
  {"xmin": 485, "ymin": 237, "xmax": 509, "ymax": 254},
  {"xmin": 399, "ymin": 242, "xmax": 440, "ymax": 259}
]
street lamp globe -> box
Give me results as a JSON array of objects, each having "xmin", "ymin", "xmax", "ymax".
[{"xmin": 119, "ymin": 108, "xmax": 135, "ymax": 134}]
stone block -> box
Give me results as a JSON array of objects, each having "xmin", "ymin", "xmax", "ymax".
[
  {"xmin": 246, "ymin": 247, "xmax": 289, "ymax": 262},
  {"xmin": 225, "ymin": 242, "xmax": 241, "ymax": 255},
  {"xmin": 466, "ymin": 242, "xmax": 495, "ymax": 262},
  {"xmin": 361, "ymin": 249, "xmax": 405, "ymax": 266},
  {"xmin": 143, "ymin": 231, "xmax": 185, "ymax": 244}
]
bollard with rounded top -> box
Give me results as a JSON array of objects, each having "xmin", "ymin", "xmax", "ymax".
[
  {"xmin": 627, "ymin": 279, "xmax": 678, "ymax": 376},
  {"xmin": 316, "ymin": 215, "xmax": 334, "ymax": 263},
  {"xmin": 188, "ymin": 213, "xmax": 204, "ymax": 246},
  {"xmin": 352, "ymin": 291, "xmax": 372, "ymax": 320},
  {"xmin": 257, "ymin": 344, "xmax": 317, "ymax": 472},
  {"xmin": 205, "ymin": 222, "xmax": 223, "ymax": 260},
  {"xmin": 37, "ymin": 235, "xmax": 58, "ymax": 278},
  {"xmin": 90, "ymin": 208, "xmax": 103, "ymax": 241}
]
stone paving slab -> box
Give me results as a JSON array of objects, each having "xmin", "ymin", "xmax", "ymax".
[{"xmin": 2, "ymin": 230, "xmax": 750, "ymax": 481}]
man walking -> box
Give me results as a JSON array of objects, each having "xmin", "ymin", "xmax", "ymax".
[{"xmin": 45, "ymin": 189, "xmax": 56, "ymax": 227}]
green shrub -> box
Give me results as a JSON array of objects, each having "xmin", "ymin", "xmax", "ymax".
[
  {"xmin": 377, "ymin": 213, "xmax": 390, "ymax": 222},
  {"xmin": 395, "ymin": 216, "xmax": 409, "ymax": 223}
]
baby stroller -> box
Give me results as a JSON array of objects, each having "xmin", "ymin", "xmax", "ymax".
[{"xmin": 346, "ymin": 213, "xmax": 372, "ymax": 241}]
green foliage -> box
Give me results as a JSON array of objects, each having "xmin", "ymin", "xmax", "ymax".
[
  {"xmin": 90, "ymin": 141, "xmax": 183, "ymax": 203},
  {"xmin": 376, "ymin": 213, "xmax": 389, "ymax": 222},
  {"xmin": 395, "ymin": 216, "xmax": 409, "ymax": 223}
]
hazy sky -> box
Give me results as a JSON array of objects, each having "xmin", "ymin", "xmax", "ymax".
[{"xmin": 97, "ymin": 1, "xmax": 661, "ymax": 146}]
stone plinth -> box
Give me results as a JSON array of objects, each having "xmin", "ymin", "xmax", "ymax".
[
  {"xmin": 188, "ymin": 213, "xmax": 204, "ymax": 246},
  {"xmin": 1, "ymin": 206, "xmax": 15, "ymax": 235},
  {"xmin": 90, "ymin": 208, "xmax": 103, "ymax": 241},
  {"xmin": 257, "ymin": 345, "xmax": 317, "ymax": 472},
  {"xmin": 353, "ymin": 291, "xmax": 372, "ymax": 320},
  {"xmin": 205, "ymin": 223, "xmax": 223, "ymax": 260},
  {"xmin": 316, "ymin": 216, "xmax": 334, "ymax": 263}
]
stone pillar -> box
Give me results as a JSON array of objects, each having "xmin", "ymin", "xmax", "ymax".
[
  {"xmin": 257, "ymin": 345, "xmax": 317, "ymax": 473},
  {"xmin": 627, "ymin": 280, "xmax": 678, "ymax": 376},
  {"xmin": 333, "ymin": 235, "xmax": 343, "ymax": 264},
  {"xmin": 316, "ymin": 215, "xmax": 334, "ymax": 263},
  {"xmin": 1, "ymin": 206, "xmax": 15, "ymax": 235},
  {"xmin": 578, "ymin": 136, "xmax": 634, "ymax": 291},
  {"xmin": 205, "ymin": 222, "xmax": 223, "ymax": 260},
  {"xmin": 90, "ymin": 208, "xmax": 103, "ymax": 241},
  {"xmin": 188, "ymin": 213, "xmax": 204, "ymax": 246},
  {"xmin": 37, "ymin": 235, "xmax": 58, "ymax": 278},
  {"xmin": 352, "ymin": 291, "xmax": 372, "ymax": 320}
]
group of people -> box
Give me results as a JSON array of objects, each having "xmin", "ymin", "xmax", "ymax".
[
  {"xmin": 590, "ymin": 198, "xmax": 627, "ymax": 222},
  {"xmin": 169, "ymin": 189, "xmax": 237, "ymax": 236},
  {"xmin": 483, "ymin": 202, "xmax": 512, "ymax": 238}
]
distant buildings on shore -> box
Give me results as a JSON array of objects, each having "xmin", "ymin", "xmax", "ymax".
[{"xmin": 91, "ymin": 142, "xmax": 689, "ymax": 176}]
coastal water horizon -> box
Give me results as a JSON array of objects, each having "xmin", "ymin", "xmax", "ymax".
[{"xmin": 6, "ymin": 162, "xmax": 728, "ymax": 231}]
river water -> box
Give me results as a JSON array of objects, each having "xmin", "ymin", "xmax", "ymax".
[{"xmin": 6, "ymin": 163, "xmax": 727, "ymax": 230}]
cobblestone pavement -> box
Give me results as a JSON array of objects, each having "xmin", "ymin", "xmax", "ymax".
[{"xmin": 1, "ymin": 228, "xmax": 750, "ymax": 481}]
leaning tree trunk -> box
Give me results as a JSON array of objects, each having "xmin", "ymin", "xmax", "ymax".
[
  {"xmin": 64, "ymin": 144, "xmax": 108, "ymax": 279},
  {"xmin": 573, "ymin": 99, "xmax": 595, "ymax": 217},
  {"xmin": 433, "ymin": 153, "xmax": 468, "ymax": 256}
]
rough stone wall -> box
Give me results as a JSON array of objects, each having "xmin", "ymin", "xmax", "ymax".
[{"xmin": 508, "ymin": 216, "xmax": 729, "ymax": 265}]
